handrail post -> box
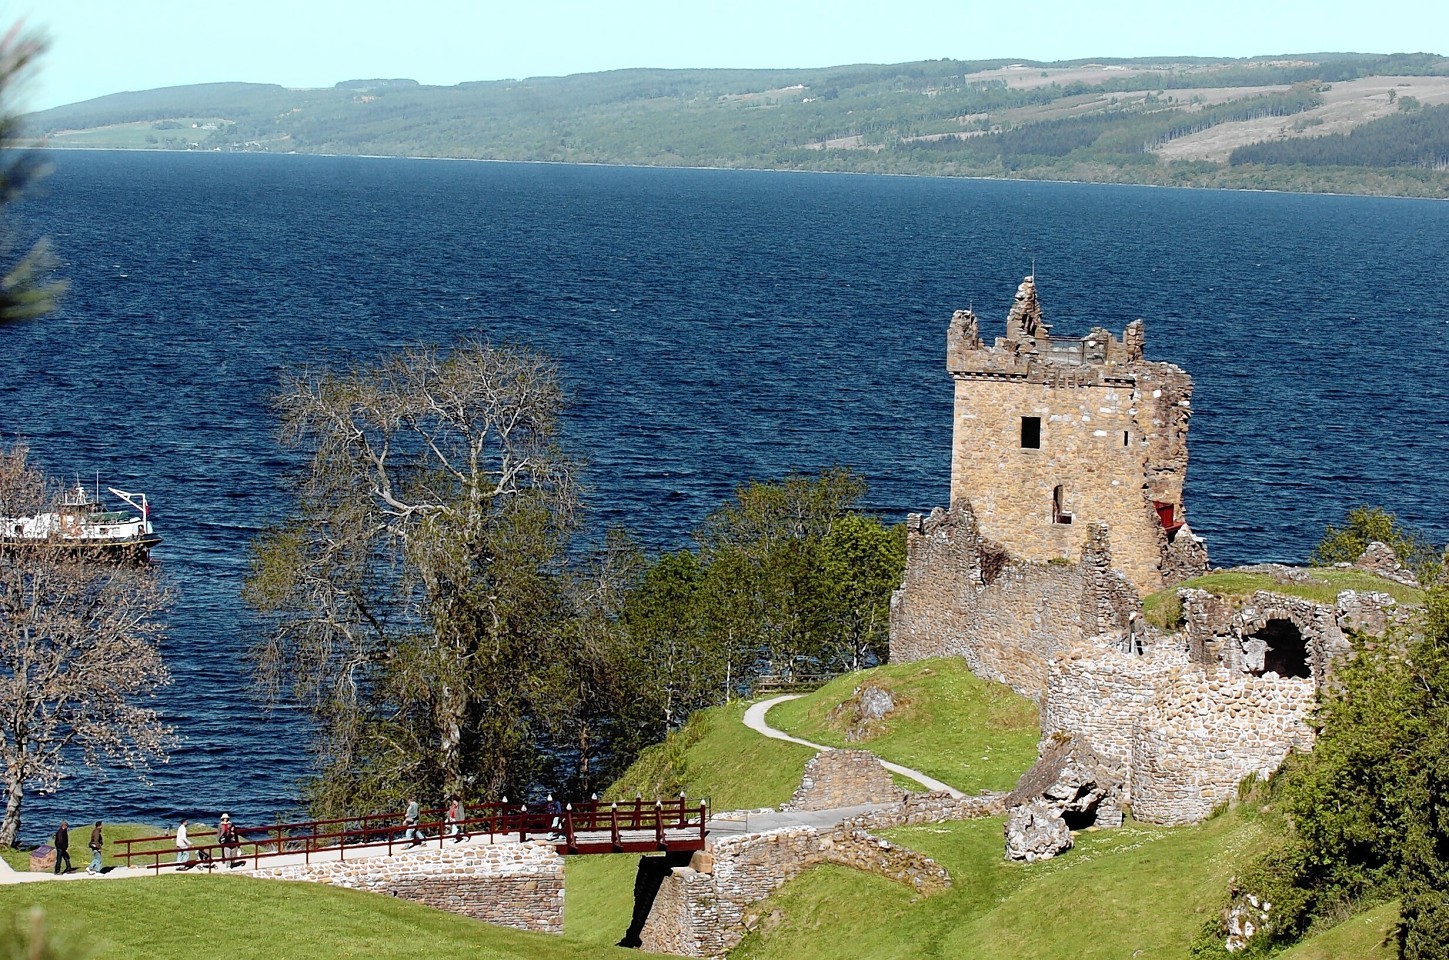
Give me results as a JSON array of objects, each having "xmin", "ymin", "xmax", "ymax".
[
  {"xmin": 655, "ymin": 800, "xmax": 664, "ymax": 847},
  {"xmin": 610, "ymin": 802, "xmax": 620, "ymax": 849},
  {"xmin": 699, "ymin": 801, "xmax": 707, "ymax": 843}
]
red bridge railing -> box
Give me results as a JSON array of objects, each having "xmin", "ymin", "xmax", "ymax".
[{"xmin": 116, "ymin": 797, "xmax": 709, "ymax": 872}]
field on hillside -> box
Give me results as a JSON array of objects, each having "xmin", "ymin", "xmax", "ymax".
[{"xmin": 28, "ymin": 53, "xmax": 1449, "ymax": 198}]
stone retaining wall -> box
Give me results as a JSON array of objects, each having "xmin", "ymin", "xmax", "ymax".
[
  {"xmin": 783, "ymin": 749, "xmax": 899, "ymax": 811},
  {"xmin": 242, "ymin": 840, "xmax": 565, "ymax": 933}
]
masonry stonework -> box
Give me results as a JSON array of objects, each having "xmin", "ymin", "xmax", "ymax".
[
  {"xmin": 783, "ymin": 749, "xmax": 899, "ymax": 811},
  {"xmin": 241, "ymin": 840, "xmax": 565, "ymax": 933},
  {"xmin": 945, "ymin": 277, "xmax": 1206, "ymax": 596},
  {"xmin": 639, "ymin": 822, "xmax": 954, "ymax": 958},
  {"xmin": 887, "ymin": 278, "xmax": 1405, "ymax": 835}
]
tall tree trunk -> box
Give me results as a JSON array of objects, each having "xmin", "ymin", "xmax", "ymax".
[
  {"xmin": 437, "ymin": 679, "xmax": 467, "ymax": 800},
  {"xmin": 1, "ymin": 760, "xmax": 25, "ymax": 847}
]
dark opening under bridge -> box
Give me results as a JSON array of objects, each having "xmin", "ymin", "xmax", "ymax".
[{"xmin": 118, "ymin": 797, "xmax": 709, "ymax": 872}]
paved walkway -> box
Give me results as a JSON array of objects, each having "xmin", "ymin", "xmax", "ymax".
[{"xmin": 743, "ymin": 694, "xmax": 966, "ymax": 799}]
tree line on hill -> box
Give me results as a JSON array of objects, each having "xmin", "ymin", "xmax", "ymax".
[
  {"xmin": 1231, "ymin": 101, "xmax": 1449, "ymax": 170},
  {"xmin": 25, "ymin": 53, "xmax": 1449, "ymax": 198}
]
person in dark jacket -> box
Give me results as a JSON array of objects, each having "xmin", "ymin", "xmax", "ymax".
[
  {"xmin": 53, "ymin": 821, "xmax": 72, "ymax": 874},
  {"xmin": 87, "ymin": 820, "xmax": 103, "ymax": 874}
]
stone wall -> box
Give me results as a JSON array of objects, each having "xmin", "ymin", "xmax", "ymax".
[
  {"xmin": 1040, "ymin": 640, "xmax": 1181, "ymax": 788},
  {"xmin": 783, "ymin": 749, "xmax": 899, "ymax": 811},
  {"xmin": 640, "ymin": 823, "xmax": 952, "ymax": 958},
  {"xmin": 1183, "ymin": 588, "xmax": 1368, "ymax": 689},
  {"xmin": 1129, "ymin": 671, "xmax": 1316, "ymax": 825},
  {"xmin": 890, "ymin": 501, "xmax": 1134, "ymax": 700},
  {"xmin": 844, "ymin": 790, "xmax": 1007, "ymax": 830},
  {"xmin": 242, "ymin": 840, "xmax": 565, "ymax": 934}
]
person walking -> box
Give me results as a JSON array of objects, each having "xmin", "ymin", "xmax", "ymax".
[
  {"xmin": 175, "ymin": 817, "xmax": 191, "ymax": 867},
  {"xmin": 445, "ymin": 797, "xmax": 465, "ymax": 843},
  {"xmin": 53, "ymin": 821, "xmax": 72, "ymax": 874},
  {"xmin": 403, "ymin": 798, "xmax": 421, "ymax": 847},
  {"xmin": 87, "ymin": 820, "xmax": 104, "ymax": 874}
]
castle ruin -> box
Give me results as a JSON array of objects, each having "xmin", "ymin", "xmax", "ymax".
[
  {"xmin": 945, "ymin": 275, "xmax": 1206, "ymax": 594},
  {"xmin": 890, "ymin": 277, "xmax": 1402, "ymax": 828}
]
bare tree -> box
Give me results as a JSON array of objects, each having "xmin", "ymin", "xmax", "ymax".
[
  {"xmin": 0, "ymin": 445, "xmax": 174, "ymax": 846},
  {"xmin": 246, "ymin": 339, "xmax": 580, "ymax": 812}
]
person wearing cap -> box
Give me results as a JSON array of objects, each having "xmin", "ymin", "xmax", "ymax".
[
  {"xmin": 217, "ymin": 813, "xmax": 240, "ymax": 866},
  {"xmin": 87, "ymin": 820, "xmax": 103, "ymax": 874}
]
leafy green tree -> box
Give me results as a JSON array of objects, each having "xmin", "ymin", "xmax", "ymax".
[
  {"xmin": 1227, "ymin": 586, "xmax": 1449, "ymax": 958},
  {"xmin": 245, "ymin": 339, "xmax": 580, "ymax": 812},
  {"xmin": 821, "ymin": 512, "xmax": 906, "ymax": 670},
  {"xmin": 1310, "ymin": 505, "xmax": 1442, "ymax": 582}
]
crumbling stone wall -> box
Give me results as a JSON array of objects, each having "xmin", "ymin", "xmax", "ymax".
[
  {"xmin": 1130, "ymin": 671, "xmax": 1316, "ymax": 825},
  {"xmin": 1183, "ymin": 588, "xmax": 1358, "ymax": 689},
  {"xmin": 783, "ymin": 749, "xmax": 899, "ymax": 811},
  {"xmin": 639, "ymin": 824, "xmax": 951, "ymax": 957},
  {"xmin": 242, "ymin": 840, "xmax": 564, "ymax": 933},
  {"xmin": 1041, "ymin": 641, "xmax": 1182, "ymax": 787},
  {"xmin": 890, "ymin": 501, "xmax": 1134, "ymax": 700}
]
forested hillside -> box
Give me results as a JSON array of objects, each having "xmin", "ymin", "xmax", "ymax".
[{"xmin": 27, "ymin": 52, "xmax": 1449, "ymax": 196}]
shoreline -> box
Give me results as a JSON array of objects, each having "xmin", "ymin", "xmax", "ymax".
[{"xmin": 31, "ymin": 144, "xmax": 1448, "ymax": 203}]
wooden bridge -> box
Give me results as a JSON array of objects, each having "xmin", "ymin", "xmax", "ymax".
[{"xmin": 118, "ymin": 797, "xmax": 709, "ymax": 872}]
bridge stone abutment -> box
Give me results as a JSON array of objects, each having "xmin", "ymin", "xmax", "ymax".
[
  {"xmin": 241, "ymin": 840, "xmax": 565, "ymax": 933},
  {"xmin": 638, "ymin": 823, "xmax": 952, "ymax": 958}
]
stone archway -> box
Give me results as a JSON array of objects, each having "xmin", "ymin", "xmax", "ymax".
[{"xmin": 1251, "ymin": 618, "xmax": 1309, "ymax": 679}]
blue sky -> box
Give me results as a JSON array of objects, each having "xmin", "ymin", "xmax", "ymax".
[{"xmin": 13, "ymin": 0, "xmax": 1449, "ymax": 112}]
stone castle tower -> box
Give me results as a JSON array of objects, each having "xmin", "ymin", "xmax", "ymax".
[{"xmin": 946, "ymin": 276, "xmax": 1205, "ymax": 594}]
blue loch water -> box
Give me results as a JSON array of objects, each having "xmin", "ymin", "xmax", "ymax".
[{"xmin": 1, "ymin": 150, "xmax": 1447, "ymax": 839}]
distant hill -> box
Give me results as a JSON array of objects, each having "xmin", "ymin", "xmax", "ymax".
[{"xmin": 25, "ymin": 52, "xmax": 1449, "ymax": 197}]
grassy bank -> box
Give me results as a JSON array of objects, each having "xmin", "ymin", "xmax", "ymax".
[{"xmin": 766, "ymin": 659, "xmax": 1039, "ymax": 794}]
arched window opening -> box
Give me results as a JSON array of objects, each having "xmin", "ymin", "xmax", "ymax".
[{"xmin": 1052, "ymin": 484, "xmax": 1072, "ymax": 525}]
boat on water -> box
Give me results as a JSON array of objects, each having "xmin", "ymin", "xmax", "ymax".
[{"xmin": 0, "ymin": 481, "xmax": 161, "ymax": 561}]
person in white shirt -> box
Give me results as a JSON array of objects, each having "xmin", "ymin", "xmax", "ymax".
[{"xmin": 175, "ymin": 818, "xmax": 190, "ymax": 866}]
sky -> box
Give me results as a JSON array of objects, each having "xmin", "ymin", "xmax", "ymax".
[{"xmin": 10, "ymin": 0, "xmax": 1449, "ymax": 113}]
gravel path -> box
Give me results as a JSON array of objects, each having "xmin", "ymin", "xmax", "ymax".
[{"xmin": 743, "ymin": 694, "xmax": 965, "ymax": 799}]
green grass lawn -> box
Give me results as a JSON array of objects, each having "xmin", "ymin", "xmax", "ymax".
[
  {"xmin": 1142, "ymin": 567, "xmax": 1424, "ymax": 629},
  {"xmin": 606, "ymin": 701, "xmax": 817, "ymax": 811},
  {"xmin": 765, "ymin": 659, "xmax": 1041, "ymax": 794},
  {"xmin": 0, "ymin": 873, "xmax": 656, "ymax": 960},
  {"xmin": 733, "ymin": 808, "xmax": 1281, "ymax": 960},
  {"xmin": 1278, "ymin": 901, "xmax": 1399, "ymax": 959}
]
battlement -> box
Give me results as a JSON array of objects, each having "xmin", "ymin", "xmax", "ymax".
[
  {"xmin": 945, "ymin": 276, "xmax": 1205, "ymax": 596},
  {"xmin": 946, "ymin": 276, "xmax": 1147, "ymax": 384}
]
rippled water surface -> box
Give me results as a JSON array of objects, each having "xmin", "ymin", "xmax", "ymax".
[{"xmin": 2, "ymin": 151, "xmax": 1447, "ymax": 838}]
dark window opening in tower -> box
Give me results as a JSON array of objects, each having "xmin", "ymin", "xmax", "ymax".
[
  {"xmin": 1021, "ymin": 416, "xmax": 1041, "ymax": 449},
  {"xmin": 1053, "ymin": 484, "xmax": 1072, "ymax": 524},
  {"xmin": 1253, "ymin": 619, "xmax": 1310, "ymax": 679},
  {"xmin": 1123, "ymin": 430, "xmax": 1130, "ymax": 446}
]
